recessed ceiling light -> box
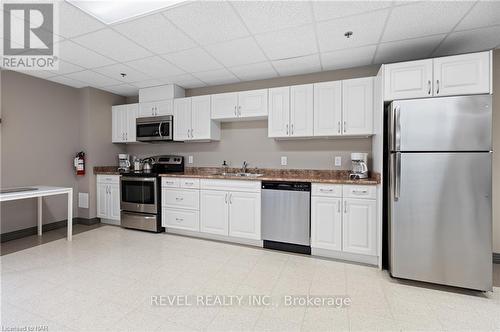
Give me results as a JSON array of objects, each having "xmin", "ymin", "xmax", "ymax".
[{"xmin": 66, "ymin": 0, "xmax": 187, "ymax": 25}]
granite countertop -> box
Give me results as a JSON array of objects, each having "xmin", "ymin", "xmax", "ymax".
[{"xmin": 93, "ymin": 166, "xmax": 121, "ymax": 175}]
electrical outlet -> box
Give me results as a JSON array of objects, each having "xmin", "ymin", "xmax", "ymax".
[
  {"xmin": 334, "ymin": 156, "xmax": 342, "ymax": 167},
  {"xmin": 281, "ymin": 156, "xmax": 287, "ymax": 166},
  {"xmin": 188, "ymin": 156, "xmax": 193, "ymax": 164}
]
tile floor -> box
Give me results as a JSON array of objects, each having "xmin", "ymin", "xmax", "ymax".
[{"xmin": 1, "ymin": 225, "xmax": 499, "ymax": 332}]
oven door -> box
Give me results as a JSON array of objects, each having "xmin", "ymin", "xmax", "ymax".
[
  {"xmin": 120, "ymin": 177, "xmax": 158, "ymax": 214},
  {"xmin": 136, "ymin": 116, "xmax": 173, "ymax": 142}
]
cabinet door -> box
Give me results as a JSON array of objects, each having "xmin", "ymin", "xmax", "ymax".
[
  {"xmin": 191, "ymin": 95, "xmax": 211, "ymax": 140},
  {"xmin": 384, "ymin": 59, "xmax": 433, "ymax": 101},
  {"xmin": 108, "ymin": 184, "xmax": 121, "ymax": 221},
  {"xmin": 311, "ymin": 197, "xmax": 342, "ymax": 251},
  {"xmin": 290, "ymin": 84, "xmax": 313, "ymax": 137},
  {"xmin": 237, "ymin": 89, "xmax": 268, "ymax": 119},
  {"xmin": 126, "ymin": 104, "xmax": 138, "ymax": 142},
  {"xmin": 343, "ymin": 199, "xmax": 376, "ymax": 256},
  {"xmin": 162, "ymin": 208, "xmax": 200, "ymax": 232},
  {"xmin": 228, "ymin": 191, "xmax": 261, "ymax": 240},
  {"xmin": 268, "ymin": 87, "xmax": 290, "ymax": 138},
  {"xmin": 173, "ymin": 97, "xmax": 192, "ymax": 141},
  {"xmin": 211, "ymin": 92, "xmax": 238, "ymax": 120},
  {"xmin": 342, "ymin": 77, "xmax": 373, "ymax": 136},
  {"xmin": 313, "ymin": 81, "xmax": 342, "ymax": 136},
  {"xmin": 96, "ymin": 183, "xmax": 109, "ymax": 218},
  {"xmin": 433, "ymin": 52, "xmax": 491, "ymax": 97},
  {"xmin": 155, "ymin": 99, "xmax": 174, "ymax": 116},
  {"xmin": 200, "ymin": 190, "xmax": 229, "ymax": 236},
  {"xmin": 111, "ymin": 107, "xmax": 122, "ymax": 143},
  {"xmin": 138, "ymin": 101, "xmax": 156, "ymax": 117}
]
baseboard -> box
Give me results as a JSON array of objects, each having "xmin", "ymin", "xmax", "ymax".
[
  {"xmin": 1, "ymin": 218, "xmax": 100, "ymax": 243},
  {"xmin": 493, "ymin": 253, "xmax": 500, "ymax": 264}
]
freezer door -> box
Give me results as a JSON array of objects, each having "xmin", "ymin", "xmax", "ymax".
[
  {"xmin": 389, "ymin": 152, "xmax": 492, "ymax": 291},
  {"xmin": 391, "ymin": 95, "xmax": 492, "ymax": 152}
]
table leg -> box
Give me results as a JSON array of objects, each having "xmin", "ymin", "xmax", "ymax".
[
  {"xmin": 67, "ymin": 189, "xmax": 73, "ymax": 241},
  {"xmin": 37, "ymin": 196, "xmax": 42, "ymax": 236}
]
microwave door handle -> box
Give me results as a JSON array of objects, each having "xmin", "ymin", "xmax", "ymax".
[{"xmin": 158, "ymin": 122, "xmax": 163, "ymax": 138}]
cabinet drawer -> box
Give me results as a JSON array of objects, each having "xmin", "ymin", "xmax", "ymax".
[
  {"xmin": 180, "ymin": 178, "xmax": 200, "ymax": 189},
  {"xmin": 162, "ymin": 189, "xmax": 199, "ymax": 210},
  {"xmin": 162, "ymin": 208, "xmax": 199, "ymax": 231},
  {"xmin": 201, "ymin": 179, "xmax": 261, "ymax": 192},
  {"xmin": 161, "ymin": 177, "xmax": 180, "ymax": 188},
  {"xmin": 312, "ymin": 183, "xmax": 342, "ymax": 197},
  {"xmin": 343, "ymin": 185, "xmax": 376, "ymax": 199},
  {"xmin": 97, "ymin": 175, "xmax": 120, "ymax": 184}
]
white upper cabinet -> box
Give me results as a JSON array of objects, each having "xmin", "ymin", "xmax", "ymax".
[
  {"xmin": 433, "ymin": 52, "xmax": 491, "ymax": 97},
  {"xmin": 384, "ymin": 59, "xmax": 433, "ymax": 101},
  {"xmin": 139, "ymin": 84, "xmax": 185, "ymax": 102},
  {"xmin": 112, "ymin": 104, "xmax": 137, "ymax": 143},
  {"xmin": 211, "ymin": 92, "xmax": 238, "ymax": 120},
  {"xmin": 268, "ymin": 87, "xmax": 290, "ymax": 138},
  {"xmin": 290, "ymin": 84, "xmax": 314, "ymax": 137},
  {"xmin": 174, "ymin": 96, "xmax": 220, "ymax": 142},
  {"xmin": 211, "ymin": 89, "xmax": 268, "ymax": 121},
  {"xmin": 342, "ymin": 77, "xmax": 373, "ymax": 136},
  {"xmin": 126, "ymin": 104, "xmax": 138, "ymax": 142},
  {"xmin": 313, "ymin": 81, "xmax": 342, "ymax": 136},
  {"xmin": 139, "ymin": 100, "xmax": 173, "ymax": 118},
  {"xmin": 384, "ymin": 51, "xmax": 491, "ymax": 101}
]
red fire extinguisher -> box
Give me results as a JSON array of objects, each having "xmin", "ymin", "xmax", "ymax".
[{"xmin": 74, "ymin": 151, "xmax": 85, "ymax": 176}]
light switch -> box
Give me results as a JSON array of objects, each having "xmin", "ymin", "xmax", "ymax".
[
  {"xmin": 335, "ymin": 156, "xmax": 342, "ymax": 167},
  {"xmin": 188, "ymin": 156, "xmax": 193, "ymax": 164},
  {"xmin": 281, "ymin": 156, "xmax": 287, "ymax": 166}
]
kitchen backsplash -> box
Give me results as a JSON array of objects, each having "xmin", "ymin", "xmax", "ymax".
[{"xmin": 125, "ymin": 120, "xmax": 372, "ymax": 170}]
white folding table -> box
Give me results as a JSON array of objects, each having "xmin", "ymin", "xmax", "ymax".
[{"xmin": 0, "ymin": 186, "xmax": 73, "ymax": 241}]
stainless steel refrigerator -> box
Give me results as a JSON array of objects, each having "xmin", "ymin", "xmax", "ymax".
[{"xmin": 387, "ymin": 95, "xmax": 492, "ymax": 291}]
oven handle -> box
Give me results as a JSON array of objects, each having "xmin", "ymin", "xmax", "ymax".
[{"xmin": 121, "ymin": 177, "xmax": 157, "ymax": 182}]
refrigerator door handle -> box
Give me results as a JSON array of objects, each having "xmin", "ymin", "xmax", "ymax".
[
  {"xmin": 394, "ymin": 106, "xmax": 401, "ymax": 151},
  {"xmin": 395, "ymin": 152, "xmax": 401, "ymax": 201}
]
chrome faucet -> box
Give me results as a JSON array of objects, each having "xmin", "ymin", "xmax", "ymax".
[{"xmin": 241, "ymin": 161, "xmax": 248, "ymax": 173}]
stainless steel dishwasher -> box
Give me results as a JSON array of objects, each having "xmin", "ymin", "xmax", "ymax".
[{"xmin": 261, "ymin": 181, "xmax": 311, "ymax": 254}]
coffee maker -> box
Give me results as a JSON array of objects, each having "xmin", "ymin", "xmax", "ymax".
[
  {"xmin": 118, "ymin": 154, "xmax": 130, "ymax": 172},
  {"xmin": 350, "ymin": 153, "xmax": 369, "ymax": 179}
]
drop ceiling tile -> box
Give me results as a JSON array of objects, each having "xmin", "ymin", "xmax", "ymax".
[
  {"xmin": 321, "ymin": 45, "xmax": 377, "ymax": 70},
  {"xmin": 113, "ymin": 13, "xmax": 195, "ymax": 54},
  {"xmin": 232, "ymin": 1, "xmax": 313, "ymax": 34},
  {"xmin": 192, "ymin": 69, "xmax": 239, "ymax": 86},
  {"xmin": 456, "ymin": 1, "xmax": 500, "ymax": 31},
  {"xmin": 230, "ymin": 62, "xmax": 278, "ymax": 81},
  {"xmin": 125, "ymin": 56, "xmax": 184, "ymax": 78},
  {"xmin": 375, "ymin": 34, "xmax": 446, "ymax": 64},
  {"xmin": 50, "ymin": 60, "xmax": 85, "ymax": 76},
  {"xmin": 58, "ymin": 40, "xmax": 115, "ymax": 68},
  {"xmin": 132, "ymin": 79, "xmax": 166, "ymax": 89},
  {"xmin": 162, "ymin": 74, "xmax": 206, "ymax": 89},
  {"xmin": 57, "ymin": 2, "xmax": 106, "ymax": 38},
  {"xmin": 93, "ymin": 63, "xmax": 152, "ymax": 83},
  {"xmin": 101, "ymin": 84, "xmax": 138, "ymax": 97},
  {"xmin": 433, "ymin": 26, "xmax": 500, "ymax": 57},
  {"xmin": 163, "ymin": 1, "xmax": 249, "ymax": 45},
  {"xmin": 72, "ymin": 29, "xmax": 152, "ymax": 62},
  {"xmin": 46, "ymin": 75, "xmax": 88, "ymax": 88},
  {"xmin": 162, "ymin": 48, "xmax": 223, "ymax": 73},
  {"xmin": 272, "ymin": 54, "xmax": 321, "ymax": 76},
  {"xmin": 317, "ymin": 10, "xmax": 389, "ymax": 52},
  {"xmin": 205, "ymin": 37, "xmax": 267, "ymax": 67},
  {"xmin": 382, "ymin": 1, "xmax": 474, "ymax": 42},
  {"xmin": 255, "ymin": 25, "xmax": 318, "ymax": 60},
  {"xmin": 65, "ymin": 70, "xmax": 122, "ymax": 87},
  {"xmin": 313, "ymin": 1, "xmax": 393, "ymax": 22}
]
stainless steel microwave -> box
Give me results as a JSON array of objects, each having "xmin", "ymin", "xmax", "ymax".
[{"xmin": 136, "ymin": 115, "xmax": 173, "ymax": 142}]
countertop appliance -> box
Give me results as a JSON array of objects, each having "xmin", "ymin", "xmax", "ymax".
[
  {"xmin": 120, "ymin": 155, "xmax": 184, "ymax": 232},
  {"xmin": 387, "ymin": 95, "xmax": 492, "ymax": 291},
  {"xmin": 261, "ymin": 181, "xmax": 311, "ymax": 254},
  {"xmin": 118, "ymin": 154, "xmax": 130, "ymax": 172},
  {"xmin": 136, "ymin": 115, "xmax": 173, "ymax": 142},
  {"xmin": 350, "ymin": 152, "xmax": 368, "ymax": 179}
]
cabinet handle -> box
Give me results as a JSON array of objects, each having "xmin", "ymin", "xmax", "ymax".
[
  {"xmin": 238, "ymin": 105, "xmax": 242, "ymax": 116},
  {"xmin": 175, "ymin": 217, "xmax": 184, "ymax": 222},
  {"xmin": 191, "ymin": 128, "xmax": 194, "ymax": 138},
  {"xmin": 291, "ymin": 124, "xmax": 294, "ymax": 135},
  {"xmin": 175, "ymin": 197, "xmax": 184, "ymax": 201},
  {"xmin": 427, "ymin": 80, "xmax": 431, "ymax": 95},
  {"xmin": 353, "ymin": 190, "xmax": 368, "ymax": 194},
  {"xmin": 320, "ymin": 188, "xmax": 333, "ymax": 192},
  {"xmin": 184, "ymin": 182, "xmax": 194, "ymax": 185},
  {"xmin": 229, "ymin": 193, "xmax": 233, "ymax": 204},
  {"xmin": 225, "ymin": 193, "xmax": 228, "ymax": 204},
  {"xmin": 344, "ymin": 200, "xmax": 347, "ymax": 213},
  {"xmin": 338, "ymin": 121, "xmax": 341, "ymax": 134},
  {"xmin": 337, "ymin": 202, "xmax": 341, "ymax": 213},
  {"xmin": 286, "ymin": 124, "xmax": 289, "ymax": 135},
  {"xmin": 343, "ymin": 121, "xmax": 347, "ymax": 133},
  {"xmin": 187, "ymin": 129, "xmax": 190, "ymax": 138},
  {"xmin": 234, "ymin": 106, "xmax": 237, "ymax": 116},
  {"xmin": 436, "ymin": 80, "xmax": 440, "ymax": 95}
]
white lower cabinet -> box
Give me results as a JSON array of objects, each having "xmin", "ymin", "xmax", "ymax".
[
  {"xmin": 96, "ymin": 175, "xmax": 121, "ymax": 224},
  {"xmin": 163, "ymin": 208, "xmax": 199, "ymax": 232},
  {"xmin": 228, "ymin": 191, "xmax": 261, "ymax": 240},
  {"xmin": 200, "ymin": 190, "xmax": 229, "ymax": 236},
  {"xmin": 311, "ymin": 183, "xmax": 378, "ymax": 264},
  {"xmin": 161, "ymin": 178, "xmax": 200, "ymax": 232}
]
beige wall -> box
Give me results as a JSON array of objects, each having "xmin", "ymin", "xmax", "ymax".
[
  {"xmin": 493, "ymin": 50, "xmax": 500, "ymax": 253},
  {"xmin": 0, "ymin": 71, "xmax": 125, "ymax": 233},
  {"xmin": 127, "ymin": 65, "xmax": 379, "ymax": 170}
]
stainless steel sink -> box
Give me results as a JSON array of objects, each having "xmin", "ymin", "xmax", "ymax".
[{"xmin": 212, "ymin": 172, "xmax": 263, "ymax": 177}]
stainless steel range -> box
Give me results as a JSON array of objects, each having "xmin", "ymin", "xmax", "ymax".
[{"xmin": 120, "ymin": 155, "xmax": 184, "ymax": 232}]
